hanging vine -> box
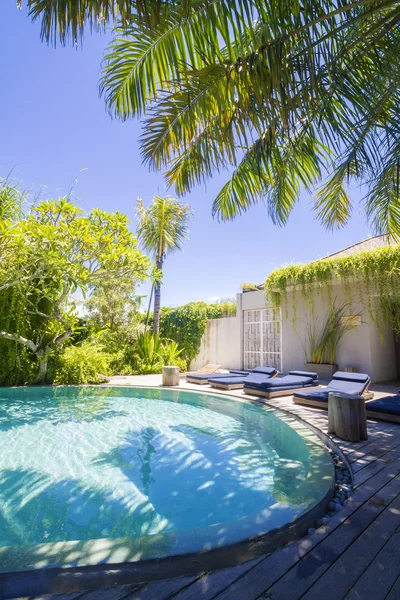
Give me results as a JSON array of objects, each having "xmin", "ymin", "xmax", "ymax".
[{"xmin": 265, "ymin": 245, "xmax": 400, "ymax": 335}]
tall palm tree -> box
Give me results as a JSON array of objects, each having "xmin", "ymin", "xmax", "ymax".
[
  {"xmin": 23, "ymin": 1, "xmax": 400, "ymax": 235},
  {"xmin": 135, "ymin": 196, "xmax": 191, "ymax": 334}
]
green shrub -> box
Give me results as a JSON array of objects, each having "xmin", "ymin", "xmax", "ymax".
[
  {"xmin": 134, "ymin": 331, "xmax": 163, "ymax": 374},
  {"xmin": 53, "ymin": 343, "xmax": 111, "ymax": 385}
]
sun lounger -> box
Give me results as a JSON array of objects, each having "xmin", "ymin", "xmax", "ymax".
[
  {"xmin": 208, "ymin": 366, "xmax": 278, "ymax": 390},
  {"xmin": 186, "ymin": 369, "xmax": 249, "ymax": 385},
  {"xmin": 185, "ymin": 363, "xmax": 221, "ymax": 377},
  {"xmin": 243, "ymin": 370, "xmax": 319, "ymax": 398},
  {"xmin": 293, "ymin": 371, "xmax": 371, "ymax": 409},
  {"xmin": 365, "ymin": 393, "xmax": 400, "ymax": 423}
]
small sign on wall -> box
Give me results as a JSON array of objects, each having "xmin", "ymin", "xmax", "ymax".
[{"xmin": 341, "ymin": 315, "xmax": 362, "ymax": 327}]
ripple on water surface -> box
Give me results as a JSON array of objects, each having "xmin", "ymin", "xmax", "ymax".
[{"xmin": 0, "ymin": 386, "xmax": 329, "ymax": 549}]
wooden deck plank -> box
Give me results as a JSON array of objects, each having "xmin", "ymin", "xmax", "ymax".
[
  {"xmin": 256, "ymin": 475, "xmax": 400, "ymax": 600},
  {"xmin": 171, "ymin": 557, "xmax": 264, "ymax": 600},
  {"xmin": 299, "ymin": 485, "xmax": 400, "ymax": 600},
  {"xmin": 124, "ymin": 576, "xmax": 201, "ymax": 600},
  {"xmin": 352, "ymin": 443, "xmax": 400, "ymax": 487},
  {"xmin": 29, "ymin": 594, "xmax": 88, "ymax": 600},
  {"xmin": 211, "ymin": 456, "xmax": 400, "ymax": 600},
  {"xmin": 385, "ymin": 573, "xmax": 400, "ymax": 599},
  {"xmin": 80, "ymin": 584, "xmax": 144, "ymax": 599},
  {"xmin": 344, "ymin": 531, "xmax": 400, "ymax": 600}
]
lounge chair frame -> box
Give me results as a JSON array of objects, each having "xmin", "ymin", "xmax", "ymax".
[{"xmin": 365, "ymin": 408, "xmax": 400, "ymax": 424}]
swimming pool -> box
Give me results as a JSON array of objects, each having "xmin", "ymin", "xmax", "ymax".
[{"xmin": 0, "ymin": 386, "xmax": 333, "ymax": 580}]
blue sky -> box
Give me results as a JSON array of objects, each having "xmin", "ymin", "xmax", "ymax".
[{"xmin": 1, "ymin": 4, "xmax": 372, "ymax": 306}]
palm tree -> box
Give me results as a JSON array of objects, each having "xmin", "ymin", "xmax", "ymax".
[
  {"xmin": 135, "ymin": 196, "xmax": 191, "ymax": 334},
  {"xmin": 99, "ymin": 1, "xmax": 400, "ymax": 236},
  {"xmin": 24, "ymin": 1, "xmax": 400, "ymax": 235}
]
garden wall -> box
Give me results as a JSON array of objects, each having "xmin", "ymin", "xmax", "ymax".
[{"xmin": 189, "ymin": 316, "xmax": 241, "ymax": 371}]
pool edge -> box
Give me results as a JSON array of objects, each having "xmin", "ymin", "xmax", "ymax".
[{"xmin": 0, "ymin": 386, "xmax": 335, "ymax": 599}]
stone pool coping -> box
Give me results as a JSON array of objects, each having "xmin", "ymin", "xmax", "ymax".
[{"xmin": 0, "ymin": 386, "xmax": 335, "ymax": 599}]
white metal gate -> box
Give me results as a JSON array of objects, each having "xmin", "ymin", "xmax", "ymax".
[{"xmin": 243, "ymin": 308, "xmax": 282, "ymax": 371}]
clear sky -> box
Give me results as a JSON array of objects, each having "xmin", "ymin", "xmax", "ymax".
[{"xmin": 1, "ymin": 4, "xmax": 373, "ymax": 307}]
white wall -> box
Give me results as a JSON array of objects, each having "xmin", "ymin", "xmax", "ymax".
[
  {"xmin": 190, "ymin": 285, "xmax": 398, "ymax": 382},
  {"xmin": 280, "ymin": 284, "xmax": 397, "ymax": 383},
  {"xmin": 241, "ymin": 289, "xmax": 267, "ymax": 311},
  {"xmin": 190, "ymin": 316, "xmax": 241, "ymax": 371}
]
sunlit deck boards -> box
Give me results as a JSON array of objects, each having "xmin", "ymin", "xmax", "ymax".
[{"xmin": 14, "ymin": 384, "xmax": 400, "ymax": 600}]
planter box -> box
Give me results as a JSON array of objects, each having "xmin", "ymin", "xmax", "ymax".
[{"xmin": 305, "ymin": 363, "xmax": 338, "ymax": 381}]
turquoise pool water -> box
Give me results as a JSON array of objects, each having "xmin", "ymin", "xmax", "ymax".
[{"xmin": 0, "ymin": 386, "xmax": 333, "ymax": 567}]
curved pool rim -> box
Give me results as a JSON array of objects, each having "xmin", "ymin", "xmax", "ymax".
[{"xmin": 0, "ymin": 385, "xmax": 335, "ymax": 599}]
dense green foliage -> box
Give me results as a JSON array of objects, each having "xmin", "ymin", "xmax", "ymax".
[
  {"xmin": 53, "ymin": 343, "xmax": 112, "ymax": 385},
  {"xmin": 0, "ymin": 288, "xmax": 36, "ymax": 385},
  {"xmin": 0, "ymin": 196, "xmax": 153, "ymax": 383},
  {"xmin": 158, "ymin": 300, "xmax": 236, "ymax": 365},
  {"xmin": 0, "ymin": 182, "xmax": 236, "ymax": 385},
  {"xmin": 265, "ymin": 245, "xmax": 400, "ymax": 335}
]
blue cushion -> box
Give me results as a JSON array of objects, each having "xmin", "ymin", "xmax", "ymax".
[
  {"xmin": 289, "ymin": 370, "xmax": 318, "ymax": 381},
  {"xmin": 245, "ymin": 383, "xmax": 317, "ymax": 393},
  {"xmin": 243, "ymin": 372, "xmax": 277, "ymax": 386},
  {"xmin": 327, "ymin": 380, "xmax": 367, "ymax": 395},
  {"xmin": 366, "ymin": 395, "xmax": 400, "ymax": 416},
  {"xmin": 188, "ymin": 370, "xmax": 247, "ymax": 381},
  {"xmin": 252, "ymin": 366, "xmax": 278, "ymax": 376},
  {"xmin": 332, "ymin": 371, "xmax": 370, "ymax": 384},
  {"xmin": 293, "ymin": 390, "xmax": 330, "ymax": 402},
  {"xmin": 244, "ymin": 374, "xmax": 314, "ymax": 391},
  {"xmin": 208, "ymin": 376, "xmax": 247, "ymax": 385}
]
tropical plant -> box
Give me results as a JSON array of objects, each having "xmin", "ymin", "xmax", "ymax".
[
  {"xmin": 0, "ymin": 196, "xmax": 153, "ymax": 382},
  {"xmin": 161, "ymin": 339, "xmax": 183, "ymax": 365},
  {"xmin": 133, "ymin": 331, "xmax": 163, "ymax": 373},
  {"xmin": 24, "ymin": 1, "xmax": 400, "ymax": 234},
  {"xmin": 306, "ymin": 304, "xmax": 357, "ymax": 365},
  {"xmin": 98, "ymin": 1, "xmax": 400, "ymax": 236},
  {"xmin": 53, "ymin": 342, "xmax": 111, "ymax": 385},
  {"xmin": 135, "ymin": 195, "xmax": 192, "ymax": 334},
  {"xmin": 0, "ymin": 178, "xmax": 26, "ymax": 220}
]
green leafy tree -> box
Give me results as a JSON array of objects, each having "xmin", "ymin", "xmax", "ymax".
[
  {"xmin": 0, "ymin": 198, "xmax": 153, "ymax": 382},
  {"xmin": 135, "ymin": 195, "xmax": 192, "ymax": 334},
  {"xmin": 86, "ymin": 279, "xmax": 144, "ymax": 331}
]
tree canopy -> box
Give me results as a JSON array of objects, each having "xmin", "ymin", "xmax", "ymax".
[
  {"xmin": 101, "ymin": 0, "xmax": 400, "ymax": 235},
  {"xmin": 0, "ymin": 197, "xmax": 153, "ymax": 381},
  {"xmin": 19, "ymin": 1, "xmax": 400, "ymax": 235}
]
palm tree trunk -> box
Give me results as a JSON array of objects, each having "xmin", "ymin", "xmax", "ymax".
[
  {"xmin": 153, "ymin": 260, "xmax": 162, "ymax": 335},
  {"xmin": 145, "ymin": 284, "xmax": 154, "ymax": 330}
]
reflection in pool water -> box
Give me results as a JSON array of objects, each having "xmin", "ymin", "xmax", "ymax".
[{"xmin": 0, "ymin": 386, "xmax": 331, "ymax": 550}]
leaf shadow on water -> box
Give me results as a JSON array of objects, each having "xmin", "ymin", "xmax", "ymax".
[
  {"xmin": 0, "ymin": 387, "xmax": 129, "ymax": 433},
  {"xmin": 0, "ymin": 395, "xmax": 331, "ymax": 573},
  {"xmin": 91, "ymin": 408, "xmax": 313, "ymax": 535}
]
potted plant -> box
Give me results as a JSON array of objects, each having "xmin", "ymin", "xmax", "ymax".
[{"xmin": 304, "ymin": 303, "xmax": 357, "ymax": 380}]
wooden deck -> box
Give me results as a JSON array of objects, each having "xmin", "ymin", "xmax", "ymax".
[{"xmin": 12, "ymin": 385, "xmax": 400, "ymax": 600}]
